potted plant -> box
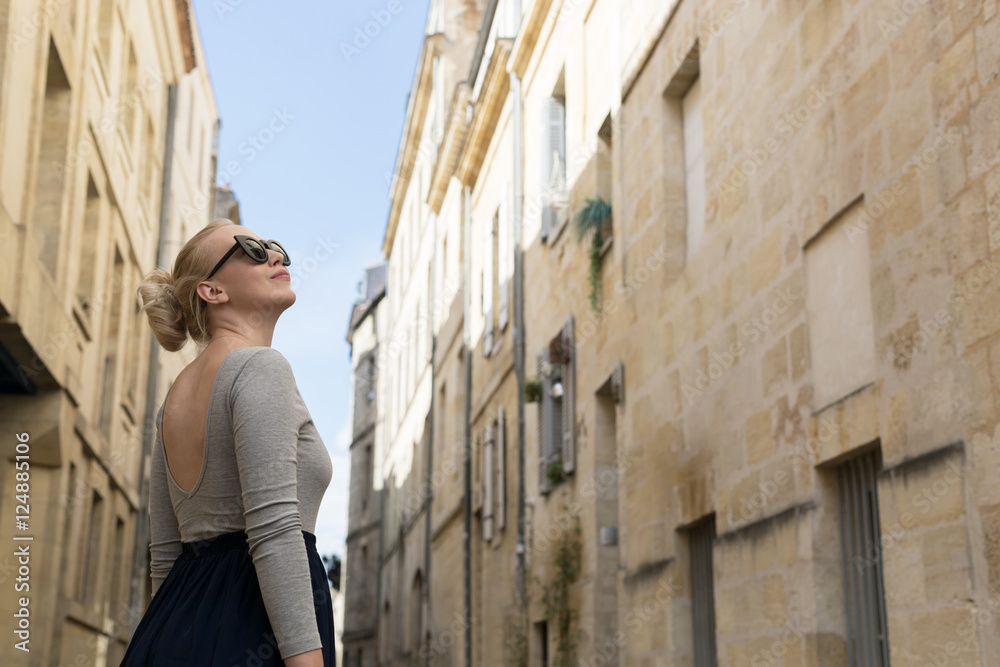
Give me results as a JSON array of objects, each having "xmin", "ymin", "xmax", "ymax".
[
  {"xmin": 573, "ymin": 197, "xmax": 612, "ymax": 312},
  {"xmin": 524, "ymin": 380, "xmax": 542, "ymax": 403}
]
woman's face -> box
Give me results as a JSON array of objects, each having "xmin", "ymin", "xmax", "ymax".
[{"xmin": 198, "ymin": 226, "xmax": 296, "ymax": 316}]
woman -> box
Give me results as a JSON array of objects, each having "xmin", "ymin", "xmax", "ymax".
[{"xmin": 121, "ymin": 219, "xmax": 335, "ymax": 667}]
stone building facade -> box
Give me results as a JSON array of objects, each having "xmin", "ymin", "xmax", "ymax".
[
  {"xmin": 0, "ymin": 1, "xmax": 222, "ymax": 664},
  {"xmin": 344, "ymin": 262, "xmax": 388, "ymax": 667},
  {"xmin": 349, "ymin": 0, "xmax": 1000, "ymax": 665}
]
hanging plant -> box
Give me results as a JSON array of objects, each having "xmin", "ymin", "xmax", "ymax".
[
  {"xmin": 541, "ymin": 511, "xmax": 583, "ymax": 667},
  {"xmin": 573, "ymin": 197, "xmax": 612, "ymax": 313},
  {"xmin": 524, "ymin": 380, "xmax": 542, "ymax": 403},
  {"xmin": 545, "ymin": 460, "xmax": 567, "ymax": 487}
]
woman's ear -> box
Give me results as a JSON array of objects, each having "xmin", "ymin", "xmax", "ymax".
[{"xmin": 196, "ymin": 281, "xmax": 230, "ymax": 306}]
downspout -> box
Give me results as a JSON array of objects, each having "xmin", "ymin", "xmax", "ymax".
[
  {"xmin": 424, "ymin": 207, "xmax": 438, "ymax": 667},
  {"xmin": 127, "ymin": 81, "xmax": 178, "ymax": 639},
  {"xmin": 508, "ymin": 0, "xmax": 526, "ymax": 612},
  {"xmin": 463, "ymin": 5, "xmax": 499, "ymax": 664},
  {"xmin": 463, "ymin": 141, "xmax": 473, "ymax": 667},
  {"xmin": 375, "ymin": 448, "xmax": 385, "ymax": 664}
]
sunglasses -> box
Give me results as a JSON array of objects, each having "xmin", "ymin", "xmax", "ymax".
[{"xmin": 206, "ymin": 235, "xmax": 290, "ymax": 280}]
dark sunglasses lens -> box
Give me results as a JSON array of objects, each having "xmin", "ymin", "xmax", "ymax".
[
  {"xmin": 268, "ymin": 241, "xmax": 291, "ymax": 266},
  {"xmin": 242, "ymin": 238, "xmax": 268, "ymax": 261}
]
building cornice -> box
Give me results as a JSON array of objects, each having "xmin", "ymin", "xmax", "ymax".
[
  {"xmin": 382, "ymin": 35, "xmax": 446, "ymax": 259},
  {"xmin": 172, "ymin": 0, "xmax": 197, "ymax": 73},
  {"xmin": 426, "ymin": 84, "xmax": 471, "ymax": 214},
  {"xmin": 508, "ymin": 0, "xmax": 555, "ymax": 78},
  {"xmin": 456, "ymin": 38, "xmax": 513, "ymax": 187}
]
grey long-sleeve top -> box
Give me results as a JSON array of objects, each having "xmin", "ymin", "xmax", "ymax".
[{"xmin": 148, "ymin": 346, "xmax": 333, "ymax": 660}]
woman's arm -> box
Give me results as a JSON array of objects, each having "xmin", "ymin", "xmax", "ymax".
[
  {"xmin": 283, "ymin": 648, "xmax": 324, "ymax": 667},
  {"xmin": 231, "ymin": 348, "xmax": 325, "ymax": 661}
]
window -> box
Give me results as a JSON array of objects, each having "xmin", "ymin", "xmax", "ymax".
[
  {"xmin": 60, "ymin": 461, "xmax": 78, "ymax": 598},
  {"xmin": 96, "ymin": 0, "xmax": 113, "ymax": 64},
  {"xmin": 479, "ymin": 405, "xmax": 507, "ymax": 541},
  {"xmin": 121, "ymin": 41, "xmax": 138, "ymax": 143},
  {"xmin": 429, "ymin": 0, "xmax": 444, "ymax": 34},
  {"xmin": 483, "ymin": 421, "xmax": 494, "ymax": 541},
  {"xmin": 410, "ymin": 571, "xmax": 423, "ymax": 654},
  {"xmin": 682, "ymin": 74, "xmax": 705, "ymax": 258},
  {"xmin": 533, "ymin": 620, "xmax": 549, "ymax": 667},
  {"xmin": 541, "ymin": 71, "xmax": 567, "ymax": 242},
  {"xmin": 34, "ymin": 39, "xmax": 72, "ymax": 278},
  {"xmin": 141, "ymin": 115, "xmax": 156, "ymax": 205},
  {"xmin": 431, "ymin": 55, "xmax": 443, "ymax": 160},
  {"xmin": 836, "ymin": 449, "xmax": 891, "ymax": 666},
  {"xmin": 99, "ymin": 245, "xmax": 125, "ymax": 436},
  {"xmin": 76, "ymin": 175, "xmax": 102, "ymax": 321},
  {"xmin": 804, "ymin": 198, "xmax": 878, "ymax": 411},
  {"xmin": 596, "ymin": 113, "xmax": 614, "ymax": 248},
  {"xmin": 498, "ymin": 181, "xmax": 510, "ymax": 331},
  {"xmin": 688, "ymin": 517, "xmax": 718, "ymax": 667},
  {"xmin": 496, "ymin": 405, "xmax": 506, "ymax": 531},
  {"xmin": 537, "ymin": 314, "xmax": 575, "ymax": 494},
  {"xmin": 108, "ymin": 517, "xmax": 127, "ymax": 620},
  {"xmin": 125, "ymin": 282, "xmax": 143, "ymax": 406},
  {"xmin": 80, "ymin": 489, "xmax": 104, "ymax": 604}
]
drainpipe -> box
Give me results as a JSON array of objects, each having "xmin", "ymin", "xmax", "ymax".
[
  {"xmin": 424, "ymin": 207, "xmax": 438, "ymax": 667},
  {"xmin": 463, "ymin": 160, "xmax": 473, "ymax": 667},
  {"xmin": 508, "ymin": 0, "xmax": 526, "ymax": 612},
  {"xmin": 127, "ymin": 81, "xmax": 178, "ymax": 639}
]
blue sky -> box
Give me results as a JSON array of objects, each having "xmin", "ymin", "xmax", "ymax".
[{"xmin": 191, "ymin": 0, "xmax": 432, "ymax": 560}]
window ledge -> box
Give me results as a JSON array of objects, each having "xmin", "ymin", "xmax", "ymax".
[
  {"xmin": 599, "ymin": 234, "xmax": 613, "ymax": 259},
  {"xmin": 548, "ymin": 208, "xmax": 570, "ymax": 246}
]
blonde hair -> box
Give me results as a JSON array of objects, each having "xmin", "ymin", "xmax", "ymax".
[{"xmin": 136, "ymin": 219, "xmax": 238, "ymax": 352}]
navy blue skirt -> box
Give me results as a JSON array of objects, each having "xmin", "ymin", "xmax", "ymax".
[{"xmin": 121, "ymin": 530, "xmax": 336, "ymax": 666}]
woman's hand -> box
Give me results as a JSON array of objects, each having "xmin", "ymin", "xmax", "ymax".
[{"xmin": 283, "ymin": 648, "xmax": 325, "ymax": 667}]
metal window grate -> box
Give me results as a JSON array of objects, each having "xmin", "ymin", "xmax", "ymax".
[
  {"xmin": 690, "ymin": 518, "xmax": 718, "ymax": 667},
  {"xmin": 836, "ymin": 450, "xmax": 891, "ymax": 667}
]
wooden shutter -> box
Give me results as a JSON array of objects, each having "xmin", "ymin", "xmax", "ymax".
[
  {"xmin": 483, "ymin": 423, "xmax": 494, "ymax": 541},
  {"xmin": 542, "ymin": 97, "xmax": 566, "ymax": 241},
  {"xmin": 498, "ymin": 181, "xmax": 509, "ymax": 331},
  {"xmin": 560, "ymin": 313, "xmax": 576, "ymax": 474},
  {"xmin": 497, "ymin": 406, "xmax": 506, "ymax": 531},
  {"xmin": 537, "ymin": 348, "xmax": 553, "ymax": 494}
]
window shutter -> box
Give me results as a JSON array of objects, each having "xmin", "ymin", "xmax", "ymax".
[
  {"xmin": 482, "ymin": 216, "xmax": 493, "ymax": 355},
  {"xmin": 542, "ymin": 97, "xmax": 566, "ymax": 242},
  {"xmin": 561, "ymin": 313, "xmax": 576, "ymax": 474},
  {"xmin": 537, "ymin": 348, "xmax": 553, "ymax": 494},
  {"xmin": 541, "ymin": 103, "xmax": 552, "ymax": 242},
  {"xmin": 498, "ymin": 182, "xmax": 509, "ymax": 331},
  {"xmin": 483, "ymin": 423, "xmax": 494, "ymax": 541},
  {"xmin": 551, "ymin": 96, "xmax": 566, "ymax": 184},
  {"xmin": 497, "ymin": 406, "xmax": 506, "ymax": 531}
]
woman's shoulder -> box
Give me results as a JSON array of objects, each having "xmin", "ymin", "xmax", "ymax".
[{"xmin": 227, "ymin": 346, "xmax": 297, "ymax": 390}]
